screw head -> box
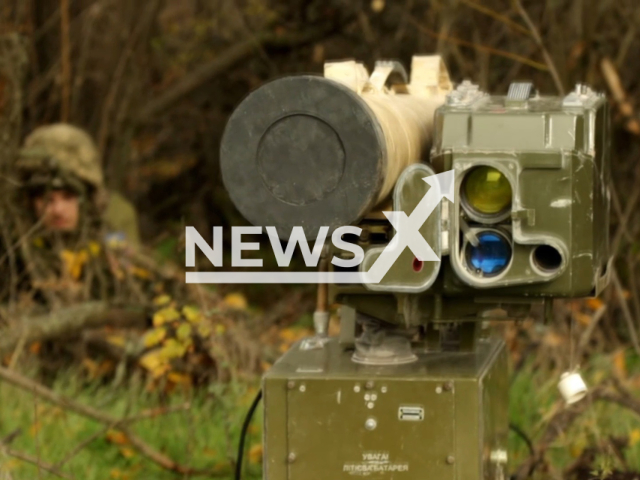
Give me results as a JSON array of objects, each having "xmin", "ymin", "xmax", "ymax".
[
  {"xmin": 364, "ymin": 418, "xmax": 377, "ymax": 431},
  {"xmin": 446, "ymin": 455, "xmax": 455, "ymax": 464},
  {"xmin": 299, "ymin": 384, "xmax": 306, "ymax": 392},
  {"xmin": 365, "ymin": 381, "xmax": 375, "ymax": 390},
  {"xmin": 287, "ymin": 381, "xmax": 295, "ymax": 390},
  {"xmin": 287, "ymin": 452, "xmax": 297, "ymax": 463},
  {"xmin": 443, "ymin": 381, "xmax": 454, "ymax": 392}
]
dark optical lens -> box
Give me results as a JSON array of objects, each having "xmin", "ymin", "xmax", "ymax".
[{"xmin": 465, "ymin": 231, "xmax": 512, "ymax": 276}]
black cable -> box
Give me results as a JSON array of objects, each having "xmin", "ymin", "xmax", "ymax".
[
  {"xmin": 235, "ymin": 389, "xmax": 263, "ymax": 480},
  {"xmin": 509, "ymin": 422, "xmax": 534, "ymax": 456}
]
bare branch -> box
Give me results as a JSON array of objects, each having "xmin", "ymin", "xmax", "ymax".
[
  {"xmin": 408, "ymin": 17, "xmax": 549, "ymax": 71},
  {"xmin": 0, "ymin": 302, "xmax": 147, "ymax": 355},
  {"xmin": 1, "ymin": 446, "xmax": 75, "ymax": 480},
  {"xmin": 136, "ymin": 22, "xmax": 351, "ymax": 123},
  {"xmin": 511, "ymin": 0, "xmax": 564, "ymax": 94},
  {"xmin": 0, "ymin": 366, "xmax": 228, "ymax": 476}
]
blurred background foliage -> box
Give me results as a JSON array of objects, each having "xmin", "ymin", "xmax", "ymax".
[{"xmin": 2, "ymin": 0, "xmax": 640, "ymax": 479}]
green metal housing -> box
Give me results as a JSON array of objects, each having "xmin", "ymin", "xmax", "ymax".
[
  {"xmin": 433, "ymin": 83, "xmax": 611, "ymax": 298},
  {"xmin": 263, "ymin": 336, "xmax": 509, "ymax": 480},
  {"xmin": 331, "ymin": 83, "xmax": 612, "ymax": 324}
]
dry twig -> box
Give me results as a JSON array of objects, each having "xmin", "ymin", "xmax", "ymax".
[
  {"xmin": 0, "ymin": 366, "xmax": 227, "ymax": 476},
  {"xmin": 515, "ymin": 378, "xmax": 640, "ymax": 480},
  {"xmin": 611, "ymin": 269, "xmax": 640, "ymax": 356},
  {"xmin": 511, "ymin": 0, "xmax": 564, "ymax": 94},
  {"xmin": 601, "ymin": 57, "xmax": 640, "ymax": 135},
  {"xmin": 1, "ymin": 446, "xmax": 74, "ymax": 480},
  {"xmin": 59, "ymin": 0, "xmax": 71, "ymax": 121},
  {"xmin": 136, "ymin": 20, "xmax": 352, "ymax": 122},
  {"xmin": 0, "ymin": 302, "xmax": 148, "ymax": 356},
  {"xmin": 408, "ymin": 17, "xmax": 549, "ymax": 71}
]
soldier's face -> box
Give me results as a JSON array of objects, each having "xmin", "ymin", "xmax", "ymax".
[{"xmin": 33, "ymin": 189, "xmax": 80, "ymax": 232}]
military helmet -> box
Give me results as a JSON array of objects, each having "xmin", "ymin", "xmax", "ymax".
[{"xmin": 16, "ymin": 123, "xmax": 104, "ymax": 194}]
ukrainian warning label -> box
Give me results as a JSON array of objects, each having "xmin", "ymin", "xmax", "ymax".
[{"xmin": 343, "ymin": 451, "xmax": 409, "ymax": 476}]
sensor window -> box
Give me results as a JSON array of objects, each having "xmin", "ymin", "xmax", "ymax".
[
  {"xmin": 462, "ymin": 166, "xmax": 512, "ymax": 220},
  {"xmin": 532, "ymin": 245, "xmax": 563, "ymax": 272},
  {"xmin": 464, "ymin": 230, "xmax": 512, "ymax": 277}
]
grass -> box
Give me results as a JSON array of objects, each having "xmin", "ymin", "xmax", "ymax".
[
  {"xmin": 2, "ymin": 350, "xmax": 640, "ymax": 479},
  {"xmin": 0, "ymin": 370, "xmax": 263, "ymax": 480},
  {"xmin": 509, "ymin": 349, "xmax": 640, "ymax": 476}
]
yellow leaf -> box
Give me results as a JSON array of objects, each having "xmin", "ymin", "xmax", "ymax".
[
  {"xmin": 106, "ymin": 429, "xmax": 130, "ymax": 445},
  {"xmin": 248, "ymin": 444, "xmax": 263, "ymax": 464},
  {"xmin": 160, "ymin": 338, "xmax": 187, "ymax": 359},
  {"xmin": 224, "ymin": 292, "xmax": 248, "ymax": 310},
  {"xmin": 153, "ymin": 295, "xmax": 171, "ymax": 306},
  {"xmin": 112, "ymin": 267, "xmax": 125, "ymax": 280},
  {"xmin": 29, "ymin": 421, "xmax": 41, "ymax": 436},
  {"xmin": 630, "ymin": 429, "xmax": 640, "ymax": 446},
  {"xmin": 197, "ymin": 323, "xmax": 212, "ymax": 337},
  {"xmin": 143, "ymin": 327, "xmax": 167, "ymax": 348},
  {"xmin": 586, "ymin": 297, "xmax": 604, "ymax": 311},
  {"xmin": 593, "ymin": 369, "xmax": 606, "ymax": 384},
  {"xmin": 139, "ymin": 350, "xmax": 169, "ymax": 377},
  {"xmin": 167, "ymin": 372, "xmax": 191, "ymax": 385},
  {"xmin": 109, "ymin": 469, "xmax": 131, "ymax": 480},
  {"xmin": 182, "ymin": 305, "xmax": 203, "ymax": 323},
  {"xmin": 176, "ymin": 323, "xmax": 192, "ymax": 341},
  {"xmin": 88, "ymin": 241, "xmax": 101, "ymax": 257},
  {"xmin": 119, "ymin": 447, "xmax": 137, "ymax": 459},
  {"xmin": 570, "ymin": 443, "xmax": 584, "ymax": 458},
  {"xmin": 153, "ymin": 307, "xmax": 180, "ymax": 326},
  {"xmin": 107, "ymin": 335, "xmax": 125, "ymax": 347},
  {"xmin": 574, "ymin": 312, "xmax": 592, "ymax": 326},
  {"xmin": 60, "ymin": 249, "xmax": 89, "ymax": 280},
  {"xmin": 130, "ymin": 266, "xmax": 151, "ymax": 279},
  {"xmin": 83, "ymin": 358, "xmax": 100, "ymax": 378},
  {"xmin": 279, "ymin": 328, "xmax": 298, "ymax": 342},
  {"xmin": 248, "ymin": 424, "xmax": 260, "ymax": 435},
  {"xmin": 202, "ymin": 447, "xmax": 218, "ymax": 458},
  {"xmin": 613, "ymin": 350, "xmax": 627, "ymax": 378}
]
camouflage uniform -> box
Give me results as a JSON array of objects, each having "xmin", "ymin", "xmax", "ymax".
[
  {"xmin": 17, "ymin": 123, "xmax": 141, "ymax": 247},
  {"xmin": 0, "ymin": 124, "xmax": 203, "ymax": 383},
  {"xmin": 0, "ymin": 124, "xmax": 147, "ymax": 310}
]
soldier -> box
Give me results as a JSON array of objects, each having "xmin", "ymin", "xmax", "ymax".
[
  {"xmin": 17, "ymin": 123, "xmax": 141, "ymax": 247},
  {"xmin": 0, "ymin": 123, "xmax": 143, "ymax": 308}
]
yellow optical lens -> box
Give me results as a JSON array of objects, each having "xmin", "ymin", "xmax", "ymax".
[{"xmin": 463, "ymin": 166, "xmax": 512, "ymax": 215}]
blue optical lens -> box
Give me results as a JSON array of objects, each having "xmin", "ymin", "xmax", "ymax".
[{"xmin": 465, "ymin": 231, "xmax": 511, "ymax": 276}]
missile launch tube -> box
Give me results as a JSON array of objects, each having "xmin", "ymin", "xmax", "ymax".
[{"xmin": 220, "ymin": 61, "xmax": 449, "ymax": 238}]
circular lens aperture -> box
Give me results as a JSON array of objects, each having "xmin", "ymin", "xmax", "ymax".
[
  {"xmin": 465, "ymin": 231, "xmax": 512, "ymax": 276},
  {"xmin": 463, "ymin": 166, "xmax": 512, "ymax": 216}
]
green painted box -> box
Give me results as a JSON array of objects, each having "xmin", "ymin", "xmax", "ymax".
[{"xmin": 263, "ymin": 336, "xmax": 509, "ymax": 480}]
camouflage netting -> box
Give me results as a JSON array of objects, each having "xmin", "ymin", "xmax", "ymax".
[{"xmin": 0, "ymin": 201, "xmax": 265, "ymax": 385}]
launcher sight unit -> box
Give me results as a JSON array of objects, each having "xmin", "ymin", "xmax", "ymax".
[{"xmin": 220, "ymin": 56, "xmax": 612, "ymax": 480}]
